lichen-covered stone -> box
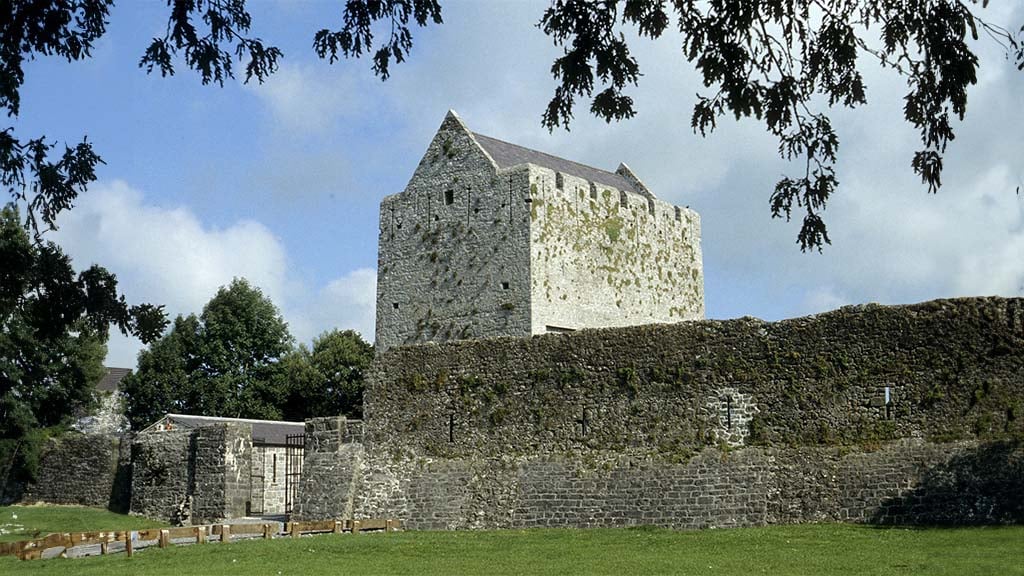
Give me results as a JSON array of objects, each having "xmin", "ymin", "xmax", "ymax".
[
  {"xmin": 293, "ymin": 417, "xmax": 364, "ymax": 520},
  {"xmin": 375, "ymin": 111, "xmax": 704, "ymax": 352},
  {"xmin": 350, "ymin": 296, "xmax": 1024, "ymax": 529},
  {"xmin": 130, "ymin": 423, "xmax": 252, "ymax": 523}
]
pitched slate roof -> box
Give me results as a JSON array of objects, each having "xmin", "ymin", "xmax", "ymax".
[
  {"xmin": 147, "ymin": 414, "xmax": 306, "ymax": 446},
  {"xmin": 96, "ymin": 367, "xmax": 131, "ymax": 392},
  {"xmin": 471, "ymin": 132, "xmax": 641, "ymax": 194}
]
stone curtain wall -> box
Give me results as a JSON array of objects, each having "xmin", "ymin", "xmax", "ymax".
[
  {"xmin": 22, "ymin": 433, "xmax": 130, "ymax": 511},
  {"xmin": 131, "ymin": 423, "xmax": 252, "ymax": 523},
  {"xmin": 366, "ymin": 297, "xmax": 1023, "ymax": 458},
  {"xmin": 353, "ymin": 440, "xmax": 1023, "ymax": 530},
  {"xmin": 294, "ymin": 417, "xmax": 365, "ymax": 521},
  {"xmin": 352, "ymin": 297, "xmax": 1024, "ymax": 529},
  {"xmin": 375, "ymin": 113, "xmax": 533, "ymax": 351},
  {"xmin": 527, "ymin": 164, "xmax": 704, "ymax": 333}
]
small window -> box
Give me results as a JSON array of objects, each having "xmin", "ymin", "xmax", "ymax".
[
  {"xmin": 555, "ymin": 172, "xmax": 564, "ymax": 190},
  {"xmin": 444, "ymin": 189, "xmax": 454, "ymax": 205},
  {"xmin": 272, "ymin": 453, "xmax": 277, "ymax": 483},
  {"xmin": 392, "ymin": 302, "xmax": 399, "ymax": 310},
  {"xmin": 589, "ymin": 182, "xmax": 598, "ymax": 199},
  {"xmin": 501, "ymin": 281, "xmax": 510, "ymax": 290}
]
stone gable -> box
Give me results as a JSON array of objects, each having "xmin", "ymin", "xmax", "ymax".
[{"xmin": 375, "ymin": 111, "xmax": 704, "ymax": 351}]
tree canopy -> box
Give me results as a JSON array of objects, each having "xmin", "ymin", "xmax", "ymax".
[
  {"xmin": 536, "ymin": 0, "xmax": 1024, "ymax": 250},
  {"xmin": 0, "ymin": 204, "xmax": 110, "ymax": 486},
  {"xmin": 275, "ymin": 329, "xmax": 374, "ymax": 421},
  {"xmin": 121, "ymin": 279, "xmax": 374, "ymax": 430},
  {"xmin": 121, "ymin": 278, "xmax": 293, "ymax": 429}
]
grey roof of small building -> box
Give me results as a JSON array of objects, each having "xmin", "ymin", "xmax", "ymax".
[
  {"xmin": 472, "ymin": 132, "xmax": 640, "ymax": 194},
  {"xmin": 96, "ymin": 367, "xmax": 131, "ymax": 392},
  {"xmin": 149, "ymin": 414, "xmax": 306, "ymax": 446}
]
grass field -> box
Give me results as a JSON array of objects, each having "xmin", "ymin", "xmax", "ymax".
[
  {"xmin": 1, "ymin": 517, "xmax": 1022, "ymax": 576},
  {"xmin": 0, "ymin": 505, "xmax": 166, "ymax": 543}
]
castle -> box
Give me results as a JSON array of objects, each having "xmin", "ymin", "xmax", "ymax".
[
  {"xmin": 375, "ymin": 111, "xmax": 704, "ymax": 351},
  {"xmin": 13, "ymin": 114, "xmax": 1022, "ymax": 534}
]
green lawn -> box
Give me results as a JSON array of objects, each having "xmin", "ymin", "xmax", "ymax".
[
  {"xmin": 0, "ymin": 505, "xmax": 166, "ymax": 543},
  {"xmin": 2, "ymin": 522, "xmax": 1022, "ymax": 576}
]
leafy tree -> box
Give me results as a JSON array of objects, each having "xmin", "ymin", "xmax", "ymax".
[
  {"xmin": 276, "ymin": 329, "xmax": 374, "ymax": 421},
  {"xmin": 1, "ymin": 4, "xmax": 168, "ymax": 429},
  {"xmin": 0, "ymin": 205, "xmax": 113, "ymax": 488},
  {"xmin": 122, "ymin": 278, "xmax": 293, "ymax": 429}
]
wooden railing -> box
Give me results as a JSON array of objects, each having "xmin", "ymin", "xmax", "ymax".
[{"xmin": 0, "ymin": 518, "xmax": 400, "ymax": 561}]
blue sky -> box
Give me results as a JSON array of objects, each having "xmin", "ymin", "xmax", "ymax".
[{"xmin": 14, "ymin": 1, "xmax": 1024, "ymax": 367}]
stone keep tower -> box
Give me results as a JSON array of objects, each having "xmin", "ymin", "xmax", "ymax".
[{"xmin": 375, "ymin": 111, "xmax": 704, "ymax": 351}]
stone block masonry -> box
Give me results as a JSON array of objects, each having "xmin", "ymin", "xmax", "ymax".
[
  {"xmin": 294, "ymin": 417, "xmax": 365, "ymax": 521},
  {"xmin": 131, "ymin": 423, "xmax": 252, "ymax": 524},
  {"xmin": 21, "ymin": 433, "xmax": 130, "ymax": 512},
  {"xmin": 348, "ymin": 297, "xmax": 1024, "ymax": 529}
]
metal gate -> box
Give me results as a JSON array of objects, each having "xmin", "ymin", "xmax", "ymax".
[
  {"xmin": 248, "ymin": 444, "xmax": 266, "ymax": 516},
  {"xmin": 284, "ymin": 434, "xmax": 305, "ymax": 515}
]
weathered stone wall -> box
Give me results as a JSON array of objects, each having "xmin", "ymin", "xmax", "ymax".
[
  {"xmin": 375, "ymin": 111, "xmax": 705, "ymax": 351},
  {"xmin": 21, "ymin": 433, "xmax": 130, "ymax": 511},
  {"xmin": 191, "ymin": 423, "xmax": 251, "ymax": 523},
  {"xmin": 375, "ymin": 112, "xmax": 533, "ymax": 351},
  {"xmin": 294, "ymin": 417, "xmax": 365, "ymax": 521},
  {"xmin": 251, "ymin": 445, "xmax": 288, "ymax": 514},
  {"xmin": 131, "ymin": 423, "xmax": 252, "ymax": 523},
  {"xmin": 131, "ymin": 429, "xmax": 193, "ymax": 521},
  {"xmin": 353, "ymin": 297, "xmax": 1024, "ymax": 529},
  {"xmin": 527, "ymin": 165, "xmax": 703, "ymax": 333},
  {"xmin": 352, "ymin": 440, "xmax": 1022, "ymax": 529}
]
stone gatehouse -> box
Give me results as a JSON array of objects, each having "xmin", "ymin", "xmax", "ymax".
[{"xmin": 132, "ymin": 414, "xmax": 306, "ymax": 522}]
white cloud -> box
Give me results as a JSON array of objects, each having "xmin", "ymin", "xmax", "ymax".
[
  {"xmin": 52, "ymin": 181, "xmax": 378, "ymax": 367},
  {"xmin": 296, "ymin": 268, "xmax": 377, "ymax": 345},
  {"xmin": 801, "ymin": 286, "xmax": 851, "ymax": 316},
  {"xmin": 247, "ymin": 63, "xmax": 366, "ymax": 135},
  {"xmin": 55, "ymin": 180, "xmax": 289, "ymax": 312}
]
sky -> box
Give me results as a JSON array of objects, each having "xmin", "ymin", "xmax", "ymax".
[{"xmin": 13, "ymin": 1, "xmax": 1024, "ymax": 368}]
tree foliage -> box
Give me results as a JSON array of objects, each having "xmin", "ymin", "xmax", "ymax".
[
  {"xmin": 4, "ymin": 2, "xmax": 1022, "ymax": 255},
  {"xmin": 1, "ymin": 0, "xmax": 166, "ymax": 339},
  {"xmin": 109, "ymin": 1, "xmax": 1024, "ymax": 250},
  {"xmin": 0, "ymin": 205, "xmax": 110, "ymax": 486},
  {"xmin": 276, "ymin": 329, "xmax": 374, "ymax": 421},
  {"xmin": 122, "ymin": 281, "xmax": 374, "ymax": 429},
  {"xmin": 121, "ymin": 278, "xmax": 292, "ymax": 429},
  {"xmin": 538, "ymin": 0, "xmax": 1024, "ymax": 250}
]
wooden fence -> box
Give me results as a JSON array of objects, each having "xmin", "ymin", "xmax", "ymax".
[{"xmin": 0, "ymin": 518, "xmax": 400, "ymax": 561}]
